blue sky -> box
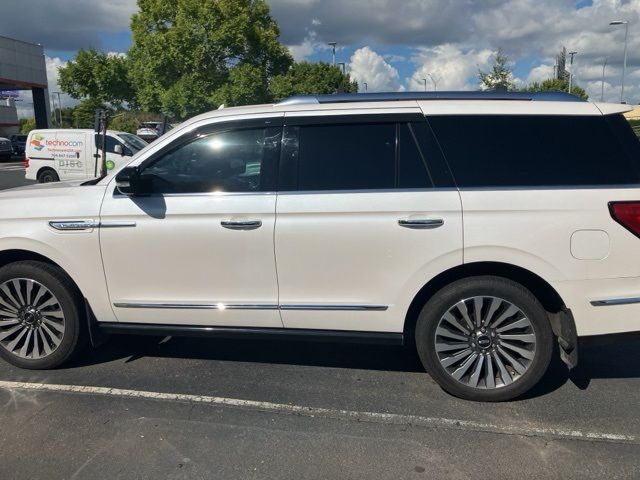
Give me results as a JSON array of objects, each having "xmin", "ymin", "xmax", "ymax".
[{"xmin": 1, "ymin": 0, "xmax": 639, "ymax": 113}]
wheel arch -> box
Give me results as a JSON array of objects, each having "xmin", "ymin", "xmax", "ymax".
[
  {"xmin": 36, "ymin": 166, "xmax": 57, "ymax": 181},
  {"xmin": 403, "ymin": 261, "xmax": 567, "ymax": 337}
]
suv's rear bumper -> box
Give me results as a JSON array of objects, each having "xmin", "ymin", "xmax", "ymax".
[{"xmin": 555, "ymin": 276, "xmax": 640, "ymax": 336}]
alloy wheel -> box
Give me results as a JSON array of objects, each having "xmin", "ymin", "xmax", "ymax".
[
  {"xmin": 434, "ymin": 296, "xmax": 536, "ymax": 389},
  {"xmin": 0, "ymin": 278, "xmax": 66, "ymax": 359}
]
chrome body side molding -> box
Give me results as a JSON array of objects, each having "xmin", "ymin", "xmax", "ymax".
[
  {"xmin": 113, "ymin": 302, "xmax": 389, "ymax": 311},
  {"xmin": 49, "ymin": 220, "xmax": 136, "ymax": 231},
  {"xmin": 590, "ymin": 297, "xmax": 640, "ymax": 307}
]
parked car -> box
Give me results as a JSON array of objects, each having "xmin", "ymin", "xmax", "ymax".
[
  {"xmin": 9, "ymin": 134, "xmax": 26, "ymax": 156},
  {"xmin": 24, "ymin": 129, "xmax": 147, "ymax": 183},
  {"xmin": 0, "ymin": 137, "xmax": 12, "ymax": 160},
  {"xmin": 0, "ymin": 91, "xmax": 639, "ymax": 402},
  {"xmin": 136, "ymin": 121, "xmax": 172, "ymax": 142}
]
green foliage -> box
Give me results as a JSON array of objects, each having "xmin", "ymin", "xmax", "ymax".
[
  {"xmin": 478, "ymin": 49, "xmax": 515, "ymax": 91},
  {"xmin": 523, "ymin": 78, "xmax": 588, "ymax": 101},
  {"xmin": 270, "ymin": 62, "xmax": 358, "ymax": 101},
  {"xmin": 128, "ymin": 0, "xmax": 292, "ymax": 119},
  {"xmin": 72, "ymin": 99, "xmax": 110, "ymax": 129},
  {"xmin": 20, "ymin": 118, "xmax": 36, "ymax": 134},
  {"xmin": 58, "ymin": 49, "xmax": 135, "ymax": 107},
  {"xmin": 110, "ymin": 111, "xmax": 163, "ymax": 134}
]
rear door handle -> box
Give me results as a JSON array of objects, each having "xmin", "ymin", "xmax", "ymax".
[
  {"xmin": 221, "ymin": 219, "xmax": 263, "ymax": 230},
  {"xmin": 398, "ymin": 218, "xmax": 444, "ymax": 229}
]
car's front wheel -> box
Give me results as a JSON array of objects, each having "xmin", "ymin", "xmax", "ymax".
[
  {"xmin": 415, "ymin": 276, "xmax": 553, "ymax": 402},
  {"xmin": 0, "ymin": 261, "xmax": 85, "ymax": 369}
]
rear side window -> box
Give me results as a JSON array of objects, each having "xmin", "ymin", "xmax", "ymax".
[
  {"xmin": 296, "ymin": 123, "xmax": 396, "ymax": 191},
  {"xmin": 428, "ymin": 115, "xmax": 640, "ymax": 187}
]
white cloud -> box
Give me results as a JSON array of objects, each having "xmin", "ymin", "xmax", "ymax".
[
  {"xmin": 407, "ymin": 45, "xmax": 494, "ymax": 91},
  {"xmin": 349, "ymin": 47, "xmax": 402, "ymax": 92},
  {"xmin": 16, "ymin": 56, "xmax": 76, "ymax": 119}
]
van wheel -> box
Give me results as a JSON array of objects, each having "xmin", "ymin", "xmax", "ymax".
[
  {"xmin": 37, "ymin": 169, "xmax": 59, "ymax": 183},
  {"xmin": 415, "ymin": 276, "xmax": 553, "ymax": 402},
  {"xmin": 0, "ymin": 261, "xmax": 86, "ymax": 369}
]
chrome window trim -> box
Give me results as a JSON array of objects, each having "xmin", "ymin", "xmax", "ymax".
[
  {"xmin": 113, "ymin": 302, "xmax": 388, "ymax": 311},
  {"xmin": 276, "ymin": 187, "xmax": 459, "ymax": 195},
  {"xmin": 590, "ymin": 297, "xmax": 640, "ymax": 307}
]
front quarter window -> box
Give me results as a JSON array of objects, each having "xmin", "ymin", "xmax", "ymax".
[{"xmin": 138, "ymin": 127, "xmax": 278, "ymax": 194}]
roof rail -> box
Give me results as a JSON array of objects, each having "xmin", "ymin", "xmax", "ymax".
[{"xmin": 276, "ymin": 91, "xmax": 584, "ymax": 106}]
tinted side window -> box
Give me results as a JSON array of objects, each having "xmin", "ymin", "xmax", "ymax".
[
  {"xmin": 140, "ymin": 127, "xmax": 279, "ymax": 193},
  {"xmin": 428, "ymin": 115, "xmax": 640, "ymax": 187},
  {"xmin": 297, "ymin": 123, "xmax": 395, "ymax": 190}
]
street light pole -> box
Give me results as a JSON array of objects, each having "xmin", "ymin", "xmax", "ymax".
[
  {"xmin": 363, "ymin": 82, "xmax": 368, "ymax": 93},
  {"xmin": 610, "ymin": 20, "xmax": 629, "ymax": 103},
  {"xmin": 337, "ymin": 62, "xmax": 346, "ymax": 75},
  {"xmin": 422, "ymin": 78, "xmax": 427, "ymax": 91},
  {"xmin": 601, "ymin": 58, "xmax": 608, "ymax": 102},
  {"xmin": 568, "ymin": 51, "xmax": 577, "ymax": 94},
  {"xmin": 327, "ymin": 42, "xmax": 337, "ymax": 66},
  {"xmin": 429, "ymin": 73, "xmax": 440, "ymax": 92},
  {"xmin": 54, "ymin": 91, "xmax": 63, "ymax": 127}
]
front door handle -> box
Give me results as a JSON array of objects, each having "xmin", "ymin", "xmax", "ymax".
[
  {"xmin": 398, "ymin": 218, "xmax": 444, "ymax": 229},
  {"xmin": 221, "ymin": 219, "xmax": 263, "ymax": 231}
]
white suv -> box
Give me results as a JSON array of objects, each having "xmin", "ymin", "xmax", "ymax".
[{"xmin": 0, "ymin": 92, "xmax": 638, "ymax": 402}]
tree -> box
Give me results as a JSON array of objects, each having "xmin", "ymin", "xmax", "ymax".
[
  {"xmin": 270, "ymin": 62, "xmax": 358, "ymax": 101},
  {"xmin": 20, "ymin": 118, "xmax": 36, "ymax": 135},
  {"xmin": 72, "ymin": 99, "xmax": 110, "ymax": 129},
  {"xmin": 58, "ymin": 49, "xmax": 135, "ymax": 107},
  {"xmin": 479, "ymin": 49, "xmax": 515, "ymax": 91},
  {"xmin": 524, "ymin": 78, "xmax": 588, "ymax": 101},
  {"xmin": 128, "ymin": 0, "xmax": 292, "ymax": 119}
]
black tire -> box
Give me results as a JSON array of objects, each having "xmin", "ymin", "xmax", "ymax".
[
  {"xmin": 37, "ymin": 169, "xmax": 59, "ymax": 183},
  {"xmin": 415, "ymin": 276, "xmax": 553, "ymax": 402},
  {"xmin": 0, "ymin": 261, "xmax": 86, "ymax": 369}
]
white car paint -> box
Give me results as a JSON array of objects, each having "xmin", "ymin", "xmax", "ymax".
[{"xmin": 0, "ymin": 98, "xmax": 638, "ymax": 341}]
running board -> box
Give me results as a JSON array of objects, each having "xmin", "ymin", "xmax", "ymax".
[{"xmin": 98, "ymin": 322, "xmax": 404, "ymax": 346}]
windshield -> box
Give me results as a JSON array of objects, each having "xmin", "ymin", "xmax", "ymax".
[{"xmin": 117, "ymin": 133, "xmax": 148, "ymax": 153}]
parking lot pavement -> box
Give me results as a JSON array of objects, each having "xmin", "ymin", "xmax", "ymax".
[
  {"xmin": 0, "ymin": 160, "xmax": 34, "ymax": 190},
  {"xmin": 1, "ymin": 335, "xmax": 639, "ymax": 479}
]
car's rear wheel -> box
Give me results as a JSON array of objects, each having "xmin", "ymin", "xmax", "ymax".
[
  {"xmin": 37, "ymin": 169, "xmax": 59, "ymax": 183},
  {"xmin": 0, "ymin": 261, "xmax": 85, "ymax": 369},
  {"xmin": 415, "ymin": 276, "xmax": 553, "ymax": 402}
]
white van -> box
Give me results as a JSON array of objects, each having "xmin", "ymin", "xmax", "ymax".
[{"xmin": 25, "ymin": 129, "xmax": 147, "ymax": 183}]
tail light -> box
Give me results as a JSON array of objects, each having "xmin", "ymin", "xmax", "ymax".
[
  {"xmin": 23, "ymin": 155, "xmax": 29, "ymax": 169},
  {"xmin": 609, "ymin": 201, "xmax": 640, "ymax": 238}
]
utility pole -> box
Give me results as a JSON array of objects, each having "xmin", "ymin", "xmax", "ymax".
[
  {"xmin": 601, "ymin": 58, "xmax": 608, "ymax": 102},
  {"xmin": 363, "ymin": 82, "xmax": 368, "ymax": 93},
  {"xmin": 327, "ymin": 42, "xmax": 337, "ymax": 66},
  {"xmin": 568, "ymin": 51, "xmax": 577, "ymax": 94}
]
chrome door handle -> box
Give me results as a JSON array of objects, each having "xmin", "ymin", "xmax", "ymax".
[
  {"xmin": 221, "ymin": 219, "xmax": 262, "ymax": 230},
  {"xmin": 398, "ymin": 218, "xmax": 444, "ymax": 229}
]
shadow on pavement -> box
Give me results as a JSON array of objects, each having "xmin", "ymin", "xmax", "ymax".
[{"xmin": 64, "ymin": 331, "xmax": 640, "ymax": 400}]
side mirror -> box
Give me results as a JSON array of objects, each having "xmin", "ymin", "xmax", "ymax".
[
  {"xmin": 115, "ymin": 166, "xmax": 140, "ymax": 196},
  {"xmin": 114, "ymin": 144, "xmax": 124, "ymax": 156}
]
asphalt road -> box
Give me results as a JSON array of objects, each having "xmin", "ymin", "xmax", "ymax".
[{"xmin": 0, "ymin": 165, "xmax": 639, "ymax": 479}]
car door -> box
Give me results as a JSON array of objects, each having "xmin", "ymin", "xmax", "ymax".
[
  {"xmin": 99, "ymin": 116, "xmax": 284, "ymax": 327},
  {"xmin": 275, "ymin": 111, "xmax": 463, "ymax": 333}
]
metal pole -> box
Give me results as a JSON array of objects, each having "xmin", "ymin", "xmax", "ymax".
[
  {"xmin": 601, "ymin": 58, "xmax": 607, "ymax": 102},
  {"xmin": 568, "ymin": 51, "xmax": 577, "ymax": 94},
  {"xmin": 328, "ymin": 42, "xmax": 337, "ymax": 66},
  {"xmin": 422, "ymin": 78, "xmax": 427, "ymax": 91},
  {"xmin": 55, "ymin": 92, "xmax": 63, "ymax": 127},
  {"xmin": 364, "ymin": 82, "xmax": 368, "ymax": 92},
  {"xmin": 429, "ymin": 74, "xmax": 439, "ymax": 92},
  {"xmin": 622, "ymin": 22, "xmax": 629, "ymax": 103}
]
